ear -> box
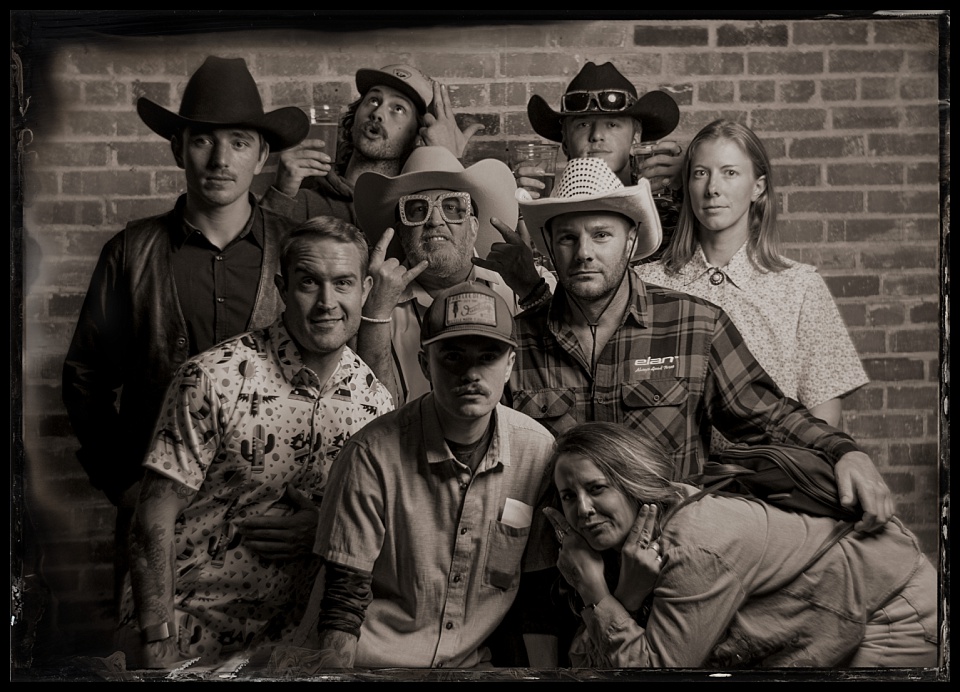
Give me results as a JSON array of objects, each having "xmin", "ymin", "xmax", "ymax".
[
  {"xmin": 503, "ymin": 349, "xmax": 516, "ymax": 384},
  {"xmin": 361, "ymin": 274, "xmax": 374, "ymax": 306},
  {"xmin": 170, "ymin": 135, "xmax": 185, "ymax": 170},
  {"xmin": 418, "ymin": 350, "xmax": 431, "ymax": 383},
  {"xmin": 751, "ymin": 175, "xmax": 767, "ymax": 202},
  {"xmin": 468, "ymin": 215, "xmax": 480, "ymax": 244},
  {"xmin": 274, "ymin": 272, "xmax": 286, "ymax": 300},
  {"xmin": 254, "ymin": 137, "xmax": 270, "ymax": 174}
]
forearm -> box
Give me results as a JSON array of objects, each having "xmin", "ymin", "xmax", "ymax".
[
  {"xmin": 314, "ymin": 561, "xmax": 372, "ymax": 668},
  {"xmin": 315, "ymin": 629, "xmax": 359, "ymax": 668},
  {"xmin": 354, "ymin": 322, "xmax": 402, "ymax": 405}
]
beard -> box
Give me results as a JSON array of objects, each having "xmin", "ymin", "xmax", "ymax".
[
  {"xmin": 560, "ymin": 255, "xmax": 631, "ymax": 305},
  {"xmin": 402, "ymin": 232, "xmax": 473, "ymax": 280},
  {"xmin": 351, "ymin": 119, "xmax": 417, "ymax": 163}
]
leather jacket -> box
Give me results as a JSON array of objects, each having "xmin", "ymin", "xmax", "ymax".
[{"xmin": 62, "ymin": 195, "xmax": 296, "ymax": 504}]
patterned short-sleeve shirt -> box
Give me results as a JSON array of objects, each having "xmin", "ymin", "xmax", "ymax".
[{"xmin": 128, "ymin": 318, "xmax": 393, "ymax": 660}]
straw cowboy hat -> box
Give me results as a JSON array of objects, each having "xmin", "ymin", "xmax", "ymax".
[
  {"xmin": 519, "ymin": 156, "xmax": 662, "ymax": 262},
  {"xmin": 137, "ymin": 56, "xmax": 309, "ymax": 152},
  {"xmin": 527, "ymin": 61, "xmax": 680, "ymax": 144},
  {"xmin": 355, "ymin": 64, "xmax": 435, "ymax": 115},
  {"xmin": 354, "ymin": 146, "xmax": 519, "ymax": 262}
]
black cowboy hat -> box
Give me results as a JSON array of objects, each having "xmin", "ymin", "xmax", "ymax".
[
  {"xmin": 137, "ymin": 56, "xmax": 309, "ymax": 152},
  {"xmin": 527, "ymin": 61, "xmax": 680, "ymax": 143}
]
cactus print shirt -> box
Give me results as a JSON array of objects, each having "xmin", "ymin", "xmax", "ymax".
[{"xmin": 134, "ymin": 318, "xmax": 393, "ymax": 661}]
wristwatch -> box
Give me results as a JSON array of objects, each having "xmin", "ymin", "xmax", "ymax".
[{"xmin": 141, "ymin": 621, "xmax": 174, "ymax": 643}]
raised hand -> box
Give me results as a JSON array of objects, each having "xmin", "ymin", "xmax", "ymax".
[
  {"xmin": 543, "ymin": 507, "xmax": 609, "ymax": 608},
  {"xmin": 614, "ymin": 504, "xmax": 662, "ymax": 612},
  {"xmin": 364, "ymin": 227, "xmax": 430, "ymax": 319},
  {"xmin": 514, "ymin": 165, "xmax": 547, "ymax": 199},
  {"xmin": 419, "ymin": 82, "xmax": 484, "ymax": 158},
  {"xmin": 472, "ymin": 217, "xmax": 542, "ymax": 299},
  {"xmin": 274, "ymin": 138, "xmax": 334, "ymax": 197},
  {"xmin": 637, "ymin": 140, "xmax": 683, "ymax": 195}
]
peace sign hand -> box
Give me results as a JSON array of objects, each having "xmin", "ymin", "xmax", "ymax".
[
  {"xmin": 472, "ymin": 217, "xmax": 543, "ymax": 299},
  {"xmin": 419, "ymin": 82, "xmax": 485, "ymax": 158},
  {"xmin": 363, "ymin": 227, "xmax": 430, "ymax": 320},
  {"xmin": 614, "ymin": 504, "xmax": 662, "ymax": 612}
]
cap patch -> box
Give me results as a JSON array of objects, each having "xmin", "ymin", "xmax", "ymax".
[
  {"xmin": 392, "ymin": 68, "xmax": 413, "ymax": 80},
  {"xmin": 445, "ymin": 292, "xmax": 497, "ymax": 327}
]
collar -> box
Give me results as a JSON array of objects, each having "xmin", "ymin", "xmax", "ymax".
[
  {"xmin": 675, "ymin": 242, "xmax": 764, "ymax": 290},
  {"xmin": 401, "ymin": 260, "xmax": 503, "ymax": 308},
  {"xmin": 419, "ymin": 394, "xmax": 506, "ymax": 473},
  {"xmin": 173, "ymin": 193, "xmax": 263, "ymax": 250},
  {"xmin": 269, "ymin": 318, "xmax": 360, "ymax": 397}
]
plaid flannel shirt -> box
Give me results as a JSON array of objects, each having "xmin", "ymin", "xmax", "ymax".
[{"xmin": 508, "ymin": 271, "xmax": 860, "ymax": 480}]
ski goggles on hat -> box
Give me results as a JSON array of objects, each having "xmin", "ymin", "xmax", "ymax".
[
  {"xmin": 398, "ymin": 192, "xmax": 473, "ymax": 226},
  {"xmin": 561, "ymin": 89, "xmax": 638, "ymax": 114}
]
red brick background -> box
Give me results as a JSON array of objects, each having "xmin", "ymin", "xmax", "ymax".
[{"xmin": 12, "ymin": 12, "xmax": 948, "ymax": 666}]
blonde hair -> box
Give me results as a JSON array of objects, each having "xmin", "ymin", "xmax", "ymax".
[
  {"xmin": 661, "ymin": 119, "xmax": 789, "ymax": 274},
  {"xmin": 549, "ymin": 422, "xmax": 686, "ymax": 516}
]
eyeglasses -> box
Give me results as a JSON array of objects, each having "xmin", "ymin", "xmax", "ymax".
[
  {"xmin": 562, "ymin": 89, "xmax": 638, "ymax": 114},
  {"xmin": 398, "ymin": 192, "xmax": 473, "ymax": 226}
]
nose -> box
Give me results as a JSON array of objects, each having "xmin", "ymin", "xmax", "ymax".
[
  {"xmin": 368, "ymin": 102, "xmax": 384, "ymax": 122},
  {"xmin": 574, "ymin": 236, "xmax": 594, "ymax": 262},
  {"xmin": 588, "ymin": 121, "xmax": 603, "ymax": 141},
  {"xmin": 576, "ymin": 492, "xmax": 595, "ymax": 519},
  {"xmin": 209, "ymin": 139, "xmax": 229, "ymax": 169},
  {"xmin": 424, "ymin": 204, "xmax": 445, "ymax": 228},
  {"xmin": 705, "ymin": 173, "xmax": 720, "ymax": 197},
  {"xmin": 314, "ymin": 283, "xmax": 336, "ymax": 311}
]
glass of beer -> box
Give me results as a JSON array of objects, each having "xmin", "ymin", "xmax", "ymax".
[
  {"xmin": 509, "ymin": 142, "xmax": 560, "ymax": 198},
  {"xmin": 631, "ymin": 141, "xmax": 680, "ymax": 232},
  {"xmin": 307, "ymin": 103, "xmax": 341, "ymax": 162}
]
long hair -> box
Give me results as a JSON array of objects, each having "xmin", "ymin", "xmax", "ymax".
[
  {"xmin": 661, "ymin": 119, "xmax": 789, "ymax": 274},
  {"xmin": 548, "ymin": 421, "xmax": 686, "ymax": 520},
  {"xmin": 336, "ymin": 96, "xmax": 426, "ymax": 176}
]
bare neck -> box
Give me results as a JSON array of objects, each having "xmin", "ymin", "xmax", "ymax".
[
  {"xmin": 697, "ymin": 227, "xmax": 749, "ymax": 268},
  {"xmin": 184, "ymin": 194, "xmax": 254, "ymax": 250}
]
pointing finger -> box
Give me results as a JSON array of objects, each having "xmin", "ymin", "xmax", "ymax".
[{"xmin": 490, "ymin": 217, "xmax": 523, "ymax": 244}]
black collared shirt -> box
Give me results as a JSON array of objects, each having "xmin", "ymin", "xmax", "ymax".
[{"xmin": 171, "ymin": 196, "xmax": 265, "ymax": 353}]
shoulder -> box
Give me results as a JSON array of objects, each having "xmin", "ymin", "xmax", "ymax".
[
  {"xmin": 496, "ymin": 403, "xmax": 555, "ymax": 443},
  {"xmin": 114, "ymin": 208, "xmax": 178, "ymax": 247},
  {"xmin": 342, "ymin": 346, "xmax": 395, "ymax": 408},
  {"xmin": 643, "ymin": 280, "xmax": 725, "ymax": 316},
  {"xmin": 189, "ymin": 329, "xmax": 265, "ymax": 372}
]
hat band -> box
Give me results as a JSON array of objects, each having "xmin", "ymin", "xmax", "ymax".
[{"xmin": 561, "ymin": 89, "xmax": 638, "ymax": 114}]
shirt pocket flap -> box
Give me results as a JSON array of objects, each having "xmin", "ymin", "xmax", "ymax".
[
  {"xmin": 622, "ymin": 379, "xmax": 688, "ymax": 408},
  {"xmin": 514, "ymin": 388, "xmax": 576, "ymax": 419}
]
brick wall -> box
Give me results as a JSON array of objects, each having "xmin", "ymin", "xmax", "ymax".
[{"xmin": 13, "ymin": 13, "xmax": 946, "ymax": 662}]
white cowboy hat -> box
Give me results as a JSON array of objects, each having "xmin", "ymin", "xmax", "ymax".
[
  {"xmin": 354, "ymin": 146, "xmax": 519, "ymax": 262},
  {"xmin": 519, "ymin": 157, "xmax": 662, "ymax": 261}
]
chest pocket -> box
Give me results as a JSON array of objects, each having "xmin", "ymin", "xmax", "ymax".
[
  {"xmin": 512, "ymin": 388, "xmax": 576, "ymax": 421},
  {"xmin": 621, "ymin": 379, "xmax": 689, "ymax": 409}
]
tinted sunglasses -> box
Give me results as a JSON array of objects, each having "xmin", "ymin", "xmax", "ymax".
[
  {"xmin": 561, "ymin": 89, "xmax": 638, "ymax": 113},
  {"xmin": 398, "ymin": 192, "xmax": 473, "ymax": 226}
]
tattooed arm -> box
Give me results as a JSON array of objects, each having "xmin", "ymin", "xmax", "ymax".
[{"xmin": 128, "ymin": 469, "xmax": 196, "ymax": 669}]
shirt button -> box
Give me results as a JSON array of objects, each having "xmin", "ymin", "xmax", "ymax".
[
  {"xmin": 453, "ymin": 574, "xmax": 461, "ymax": 583},
  {"xmin": 176, "ymin": 337, "xmax": 187, "ymax": 347},
  {"xmin": 216, "ymin": 255, "xmax": 224, "ymax": 261},
  {"xmin": 653, "ymin": 394, "xmax": 661, "ymax": 401},
  {"xmin": 540, "ymin": 405, "xmax": 548, "ymax": 413},
  {"xmin": 445, "ymin": 622, "xmax": 453, "ymax": 630},
  {"xmin": 217, "ymin": 297, "xmax": 225, "ymax": 303},
  {"xmin": 460, "ymin": 528, "xmax": 467, "ymax": 535}
]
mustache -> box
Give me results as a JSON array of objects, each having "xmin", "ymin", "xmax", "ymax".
[
  {"xmin": 452, "ymin": 384, "xmax": 490, "ymax": 397},
  {"xmin": 362, "ymin": 120, "xmax": 387, "ymax": 138}
]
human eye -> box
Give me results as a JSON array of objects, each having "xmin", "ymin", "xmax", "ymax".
[
  {"xmin": 691, "ymin": 168, "xmax": 706, "ymax": 179},
  {"xmin": 298, "ymin": 275, "xmax": 318, "ymax": 289},
  {"xmin": 558, "ymin": 490, "xmax": 575, "ymax": 504},
  {"xmin": 392, "ymin": 102, "xmax": 407, "ymax": 115},
  {"xmin": 335, "ymin": 277, "xmax": 355, "ymax": 289},
  {"xmin": 190, "ymin": 134, "xmax": 213, "ymax": 147},
  {"xmin": 724, "ymin": 167, "xmax": 739, "ymax": 178},
  {"xmin": 556, "ymin": 233, "xmax": 576, "ymax": 246}
]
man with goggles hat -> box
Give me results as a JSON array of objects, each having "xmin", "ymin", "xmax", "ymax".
[
  {"xmin": 520, "ymin": 61, "xmax": 683, "ymax": 198},
  {"xmin": 349, "ymin": 146, "xmax": 556, "ymax": 406},
  {"xmin": 261, "ymin": 64, "xmax": 483, "ymax": 226},
  {"xmin": 62, "ymin": 55, "xmax": 309, "ymax": 617}
]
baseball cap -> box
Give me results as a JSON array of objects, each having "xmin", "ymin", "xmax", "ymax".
[
  {"xmin": 420, "ymin": 281, "xmax": 518, "ymax": 348},
  {"xmin": 355, "ymin": 64, "xmax": 434, "ymax": 115}
]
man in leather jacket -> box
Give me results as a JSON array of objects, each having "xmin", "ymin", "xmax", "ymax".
[{"xmin": 61, "ymin": 56, "xmax": 309, "ymax": 614}]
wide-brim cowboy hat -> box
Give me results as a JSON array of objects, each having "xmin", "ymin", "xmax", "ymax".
[
  {"xmin": 355, "ymin": 146, "xmax": 519, "ymax": 262},
  {"xmin": 519, "ymin": 156, "xmax": 662, "ymax": 262},
  {"xmin": 137, "ymin": 56, "xmax": 309, "ymax": 152},
  {"xmin": 355, "ymin": 64, "xmax": 434, "ymax": 115},
  {"xmin": 527, "ymin": 61, "xmax": 680, "ymax": 144}
]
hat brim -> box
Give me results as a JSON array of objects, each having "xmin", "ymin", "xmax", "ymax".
[
  {"xmin": 421, "ymin": 327, "xmax": 518, "ymax": 348},
  {"xmin": 527, "ymin": 90, "xmax": 680, "ymax": 143},
  {"xmin": 355, "ymin": 69, "xmax": 429, "ymax": 115},
  {"xmin": 519, "ymin": 177, "xmax": 662, "ymax": 262},
  {"xmin": 355, "ymin": 159, "xmax": 519, "ymax": 263},
  {"xmin": 137, "ymin": 98, "xmax": 310, "ymax": 152}
]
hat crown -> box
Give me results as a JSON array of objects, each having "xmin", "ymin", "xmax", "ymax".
[
  {"xmin": 421, "ymin": 281, "xmax": 517, "ymax": 347},
  {"xmin": 178, "ymin": 56, "xmax": 266, "ymax": 123},
  {"xmin": 553, "ymin": 158, "xmax": 626, "ymax": 199},
  {"xmin": 399, "ymin": 146, "xmax": 466, "ymax": 176},
  {"xmin": 564, "ymin": 61, "xmax": 638, "ymax": 102}
]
